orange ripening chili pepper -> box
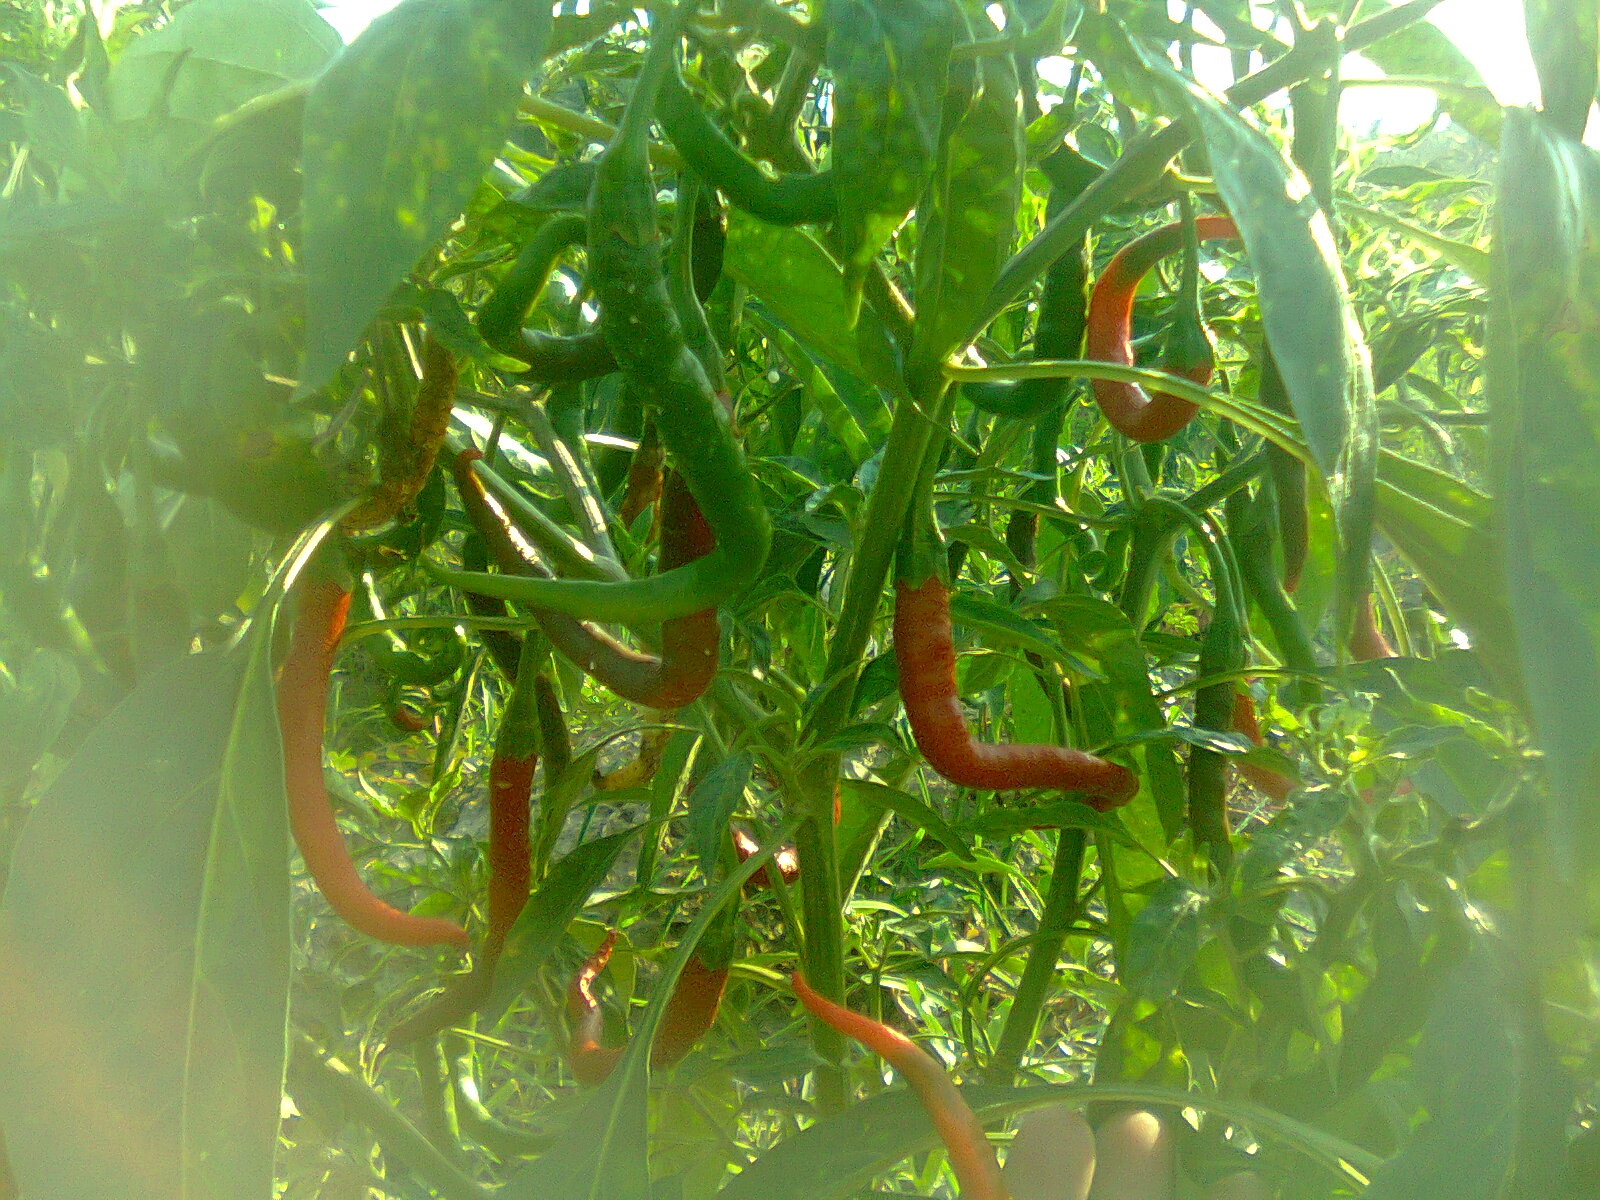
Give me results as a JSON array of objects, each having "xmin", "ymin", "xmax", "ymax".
[
  {"xmin": 485, "ymin": 646, "xmax": 541, "ymax": 963},
  {"xmin": 1084, "ymin": 215, "xmax": 1239, "ymax": 443},
  {"xmin": 893, "ymin": 574, "xmax": 1136, "ymax": 809},
  {"xmin": 791, "ymin": 973, "xmax": 1009, "ymax": 1200},
  {"xmin": 1230, "ymin": 689, "xmax": 1297, "ymax": 802},
  {"xmin": 278, "ymin": 578, "xmax": 469, "ymax": 948},
  {"xmin": 566, "ymin": 934, "xmax": 728, "ymax": 1085},
  {"xmin": 618, "ymin": 423, "xmax": 665, "ymax": 528},
  {"xmin": 1348, "ymin": 592, "xmax": 1395, "ymax": 662},
  {"xmin": 343, "ymin": 333, "xmax": 458, "ymax": 531}
]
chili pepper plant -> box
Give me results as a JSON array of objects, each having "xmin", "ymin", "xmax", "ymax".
[{"xmin": 0, "ymin": 1, "xmax": 1597, "ymax": 1198}]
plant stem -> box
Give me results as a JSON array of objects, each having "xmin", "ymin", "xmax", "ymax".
[{"xmin": 988, "ymin": 828, "xmax": 1088, "ymax": 1083}]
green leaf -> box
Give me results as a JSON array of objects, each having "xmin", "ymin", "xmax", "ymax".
[
  {"xmin": 0, "ymin": 635, "xmax": 289, "ymax": 1200},
  {"xmin": 1373, "ymin": 452, "xmax": 1520, "ymax": 699},
  {"xmin": 686, "ymin": 749, "xmax": 753, "ymax": 872},
  {"xmin": 482, "ymin": 826, "xmax": 640, "ymax": 1023},
  {"xmin": 106, "ymin": 0, "xmax": 339, "ymax": 124},
  {"xmin": 1524, "ymin": 0, "xmax": 1600, "ymax": 141},
  {"xmin": 825, "ymin": 0, "xmax": 956, "ymax": 321},
  {"xmin": 1122, "ymin": 875, "xmax": 1207, "ymax": 1001},
  {"xmin": 1143, "ymin": 50, "xmax": 1378, "ymax": 635},
  {"xmin": 724, "ymin": 213, "xmax": 906, "ymax": 395},
  {"xmin": 1487, "ymin": 109, "xmax": 1600, "ymax": 872},
  {"xmin": 840, "ymin": 777, "xmax": 975, "ymax": 863},
  {"xmin": 300, "ymin": 0, "xmax": 554, "ymax": 393},
  {"xmin": 911, "ymin": 51, "xmax": 1023, "ymax": 368},
  {"xmin": 1361, "ymin": 946, "xmax": 1516, "ymax": 1199}
]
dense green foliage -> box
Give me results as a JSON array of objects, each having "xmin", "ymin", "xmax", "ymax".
[{"xmin": 1, "ymin": 1, "xmax": 1597, "ymax": 1198}]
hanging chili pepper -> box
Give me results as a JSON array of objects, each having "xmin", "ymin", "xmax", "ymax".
[
  {"xmin": 790, "ymin": 973, "xmax": 1009, "ymax": 1200},
  {"xmin": 1348, "ymin": 592, "xmax": 1395, "ymax": 661},
  {"xmin": 484, "ymin": 642, "xmax": 541, "ymax": 963},
  {"xmin": 533, "ymin": 670, "xmax": 572, "ymax": 782},
  {"xmin": 657, "ymin": 60, "xmax": 837, "ymax": 226},
  {"xmin": 1084, "ymin": 215, "xmax": 1239, "ymax": 443},
  {"xmin": 431, "ymin": 24, "xmax": 770, "ymax": 625},
  {"xmin": 617, "ymin": 423, "xmax": 665, "ymax": 529},
  {"xmin": 893, "ymin": 572, "xmax": 1135, "ymax": 808},
  {"xmin": 278, "ymin": 575, "xmax": 469, "ymax": 948},
  {"xmin": 592, "ymin": 725, "xmax": 673, "ymax": 791},
  {"xmin": 460, "ymin": 530, "xmax": 524, "ymax": 682},
  {"xmin": 1230, "ymin": 689, "xmax": 1297, "ymax": 802},
  {"xmin": 343, "ymin": 333, "xmax": 458, "ymax": 531},
  {"xmin": 451, "ymin": 450, "xmax": 718, "ymax": 709},
  {"xmin": 477, "ymin": 213, "xmax": 589, "ymax": 357},
  {"xmin": 565, "ymin": 934, "xmax": 730, "ymax": 1085}
]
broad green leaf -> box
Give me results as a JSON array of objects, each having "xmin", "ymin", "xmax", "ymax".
[
  {"xmin": 0, "ymin": 64, "xmax": 94, "ymax": 182},
  {"xmin": 0, "ymin": 634, "xmax": 289, "ymax": 1200},
  {"xmin": 840, "ymin": 777, "xmax": 975, "ymax": 863},
  {"xmin": 1372, "ymin": 453, "xmax": 1521, "ymax": 699},
  {"xmin": 686, "ymin": 750, "xmax": 753, "ymax": 872},
  {"xmin": 1143, "ymin": 51, "xmax": 1378, "ymax": 636},
  {"xmin": 825, "ymin": 0, "xmax": 955, "ymax": 320},
  {"xmin": 482, "ymin": 826, "xmax": 640, "ymax": 1023},
  {"xmin": 1122, "ymin": 875, "xmax": 1207, "ymax": 1002},
  {"xmin": 1487, "ymin": 109, "xmax": 1600, "ymax": 871},
  {"xmin": 106, "ymin": 0, "xmax": 339, "ymax": 124},
  {"xmin": 724, "ymin": 213, "xmax": 906, "ymax": 395},
  {"xmin": 300, "ymin": 0, "xmax": 554, "ymax": 393},
  {"xmin": 911, "ymin": 50, "xmax": 1023, "ymax": 369},
  {"xmin": 1361, "ymin": 946, "xmax": 1516, "ymax": 1199},
  {"xmin": 1524, "ymin": 0, "xmax": 1600, "ymax": 141}
]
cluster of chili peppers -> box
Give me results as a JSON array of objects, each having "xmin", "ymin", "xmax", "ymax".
[{"xmin": 266, "ymin": 5, "xmax": 1416, "ymax": 1188}]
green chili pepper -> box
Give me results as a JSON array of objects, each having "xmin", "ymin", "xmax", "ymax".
[
  {"xmin": 657, "ymin": 60, "xmax": 836, "ymax": 226},
  {"xmin": 962, "ymin": 146, "xmax": 1092, "ymax": 420},
  {"xmin": 434, "ymin": 16, "xmax": 770, "ymax": 623},
  {"xmin": 477, "ymin": 212, "xmax": 589, "ymax": 356}
]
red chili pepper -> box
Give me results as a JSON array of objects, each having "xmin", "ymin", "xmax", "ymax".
[
  {"xmin": 485, "ymin": 647, "xmax": 541, "ymax": 963},
  {"xmin": 278, "ymin": 577, "xmax": 469, "ymax": 948},
  {"xmin": 1348, "ymin": 592, "xmax": 1395, "ymax": 661},
  {"xmin": 893, "ymin": 574, "xmax": 1136, "ymax": 809},
  {"xmin": 790, "ymin": 973, "xmax": 1009, "ymax": 1200},
  {"xmin": 566, "ymin": 933, "xmax": 729, "ymax": 1085},
  {"xmin": 732, "ymin": 825, "xmax": 801, "ymax": 889},
  {"xmin": 1230, "ymin": 689, "xmax": 1297, "ymax": 802},
  {"xmin": 618, "ymin": 424, "xmax": 665, "ymax": 528},
  {"xmin": 1084, "ymin": 216, "xmax": 1239, "ymax": 443}
]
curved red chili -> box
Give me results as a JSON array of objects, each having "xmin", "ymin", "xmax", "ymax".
[
  {"xmin": 343, "ymin": 333, "xmax": 458, "ymax": 530},
  {"xmin": 278, "ymin": 577, "xmax": 469, "ymax": 948},
  {"xmin": 1084, "ymin": 215, "xmax": 1239, "ymax": 443},
  {"xmin": 893, "ymin": 574, "xmax": 1136, "ymax": 809},
  {"xmin": 566, "ymin": 934, "xmax": 728, "ymax": 1085},
  {"xmin": 791, "ymin": 973, "xmax": 1009, "ymax": 1200},
  {"xmin": 485, "ymin": 649, "xmax": 540, "ymax": 963}
]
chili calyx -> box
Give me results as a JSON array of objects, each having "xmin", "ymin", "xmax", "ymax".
[
  {"xmin": 791, "ymin": 974, "xmax": 1009, "ymax": 1200},
  {"xmin": 893, "ymin": 573, "xmax": 1135, "ymax": 809},
  {"xmin": 1084, "ymin": 215, "xmax": 1239, "ymax": 443}
]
